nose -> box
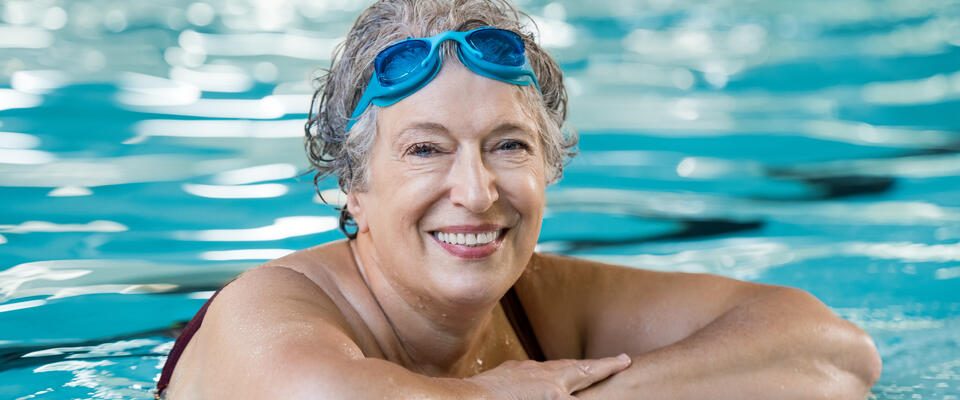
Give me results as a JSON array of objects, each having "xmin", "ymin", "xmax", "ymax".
[{"xmin": 448, "ymin": 147, "xmax": 499, "ymax": 213}]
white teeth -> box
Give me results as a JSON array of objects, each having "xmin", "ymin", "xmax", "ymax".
[{"xmin": 434, "ymin": 230, "xmax": 499, "ymax": 246}]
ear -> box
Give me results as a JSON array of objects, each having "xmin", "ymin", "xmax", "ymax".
[{"xmin": 346, "ymin": 191, "xmax": 370, "ymax": 234}]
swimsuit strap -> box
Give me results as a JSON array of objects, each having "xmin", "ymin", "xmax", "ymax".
[
  {"xmin": 154, "ymin": 280, "xmax": 232, "ymax": 398},
  {"xmin": 500, "ymin": 285, "xmax": 546, "ymax": 362}
]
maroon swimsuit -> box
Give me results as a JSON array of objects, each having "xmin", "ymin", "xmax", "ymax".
[{"xmin": 155, "ymin": 282, "xmax": 544, "ymax": 397}]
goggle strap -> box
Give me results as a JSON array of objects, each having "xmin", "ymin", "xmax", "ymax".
[{"xmin": 346, "ymin": 74, "xmax": 379, "ymax": 132}]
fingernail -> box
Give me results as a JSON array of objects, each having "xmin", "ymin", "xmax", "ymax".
[{"xmin": 617, "ymin": 353, "xmax": 631, "ymax": 363}]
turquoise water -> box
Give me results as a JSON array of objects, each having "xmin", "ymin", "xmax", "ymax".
[{"xmin": 1, "ymin": 0, "xmax": 959, "ymax": 398}]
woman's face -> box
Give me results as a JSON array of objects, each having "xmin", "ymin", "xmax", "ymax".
[{"xmin": 348, "ymin": 59, "xmax": 546, "ymax": 305}]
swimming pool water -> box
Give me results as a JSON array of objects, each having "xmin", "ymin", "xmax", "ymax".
[{"xmin": 1, "ymin": 0, "xmax": 959, "ymax": 398}]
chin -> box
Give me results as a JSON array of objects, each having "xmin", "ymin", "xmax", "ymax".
[
  {"xmin": 414, "ymin": 231, "xmax": 534, "ymax": 305},
  {"xmin": 428, "ymin": 260, "xmax": 517, "ymax": 306}
]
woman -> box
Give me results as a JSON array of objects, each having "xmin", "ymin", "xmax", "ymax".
[{"xmin": 156, "ymin": 0, "xmax": 882, "ymax": 398}]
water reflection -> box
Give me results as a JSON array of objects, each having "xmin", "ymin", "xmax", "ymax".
[
  {"xmin": 47, "ymin": 186, "xmax": 93, "ymax": 197},
  {"xmin": 579, "ymin": 239, "xmax": 798, "ymax": 280},
  {"xmin": 549, "ymin": 188, "xmax": 960, "ymax": 225},
  {"xmin": 127, "ymin": 97, "xmax": 287, "ymax": 119},
  {"xmin": 0, "ymin": 26, "xmax": 54, "ymax": 49},
  {"xmin": 133, "ymin": 119, "xmax": 302, "ymax": 138},
  {"xmin": 113, "ymin": 73, "xmax": 200, "ymax": 107},
  {"xmin": 0, "ymin": 148, "xmax": 55, "ymax": 165},
  {"xmin": 0, "ymin": 154, "xmax": 247, "ymax": 187},
  {"xmin": 0, "ymin": 131, "xmax": 40, "ymax": 149},
  {"xmin": 934, "ymin": 266, "xmax": 960, "ymax": 280},
  {"xmin": 212, "ymin": 163, "xmax": 297, "ymax": 185},
  {"xmin": 0, "ymin": 299, "xmax": 47, "ymax": 313},
  {"xmin": 0, "ymin": 221, "xmax": 127, "ymax": 234},
  {"xmin": 0, "ymin": 259, "xmax": 249, "ymax": 303},
  {"xmin": 1, "ymin": 0, "xmax": 959, "ymax": 398},
  {"xmin": 177, "ymin": 29, "xmax": 340, "ymax": 60},
  {"xmin": 10, "ymin": 70, "xmax": 71, "ymax": 94},
  {"xmin": 181, "ymin": 182, "xmax": 288, "ymax": 199},
  {"xmin": 863, "ymin": 70, "xmax": 960, "ymax": 105},
  {"xmin": 0, "ymin": 88, "xmax": 42, "ymax": 111},
  {"xmin": 199, "ymin": 248, "xmax": 294, "ymax": 261},
  {"xmin": 173, "ymin": 216, "xmax": 337, "ymax": 241}
]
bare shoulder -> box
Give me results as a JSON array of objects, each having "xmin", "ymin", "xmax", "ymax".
[
  {"xmin": 259, "ymin": 238, "xmax": 356, "ymax": 286},
  {"xmin": 517, "ymin": 252, "xmax": 778, "ymax": 358},
  {"xmin": 172, "ymin": 262, "xmax": 366, "ymax": 398},
  {"xmin": 211, "ymin": 240, "xmax": 362, "ymax": 344},
  {"xmin": 210, "ymin": 265, "xmax": 356, "ymax": 336}
]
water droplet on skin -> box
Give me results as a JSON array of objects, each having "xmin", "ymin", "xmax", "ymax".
[{"xmin": 476, "ymin": 358, "xmax": 483, "ymax": 366}]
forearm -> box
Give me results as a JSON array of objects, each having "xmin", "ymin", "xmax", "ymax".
[
  {"xmin": 577, "ymin": 287, "xmax": 882, "ymax": 400},
  {"xmin": 263, "ymin": 355, "xmax": 486, "ymax": 400}
]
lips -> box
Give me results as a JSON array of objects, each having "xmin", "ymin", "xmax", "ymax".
[{"xmin": 429, "ymin": 226, "xmax": 508, "ymax": 259}]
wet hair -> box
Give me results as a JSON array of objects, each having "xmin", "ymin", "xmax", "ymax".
[{"xmin": 304, "ymin": 0, "xmax": 578, "ymax": 238}]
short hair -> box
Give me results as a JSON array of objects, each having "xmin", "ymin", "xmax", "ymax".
[{"xmin": 304, "ymin": 0, "xmax": 577, "ymax": 238}]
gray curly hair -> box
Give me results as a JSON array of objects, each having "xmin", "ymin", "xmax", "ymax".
[{"xmin": 304, "ymin": 0, "xmax": 578, "ymax": 238}]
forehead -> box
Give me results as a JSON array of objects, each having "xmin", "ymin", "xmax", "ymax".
[{"xmin": 375, "ymin": 60, "xmax": 538, "ymax": 139}]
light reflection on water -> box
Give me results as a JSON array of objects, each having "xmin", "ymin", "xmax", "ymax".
[{"xmin": 1, "ymin": 0, "xmax": 959, "ymax": 398}]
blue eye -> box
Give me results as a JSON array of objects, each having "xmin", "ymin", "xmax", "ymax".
[
  {"xmin": 407, "ymin": 143, "xmax": 438, "ymax": 157},
  {"xmin": 498, "ymin": 140, "xmax": 529, "ymax": 151}
]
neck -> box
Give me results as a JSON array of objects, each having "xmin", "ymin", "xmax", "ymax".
[{"xmin": 350, "ymin": 235, "xmax": 500, "ymax": 377}]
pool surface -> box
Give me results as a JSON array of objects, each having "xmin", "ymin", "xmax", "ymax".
[{"xmin": 2, "ymin": 0, "xmax": 959, "ymax": 398}]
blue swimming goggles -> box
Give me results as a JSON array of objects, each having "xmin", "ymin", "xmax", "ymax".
[{"xmin": 346, "ymin": 27, "xmax": 542, "ymax": 132}]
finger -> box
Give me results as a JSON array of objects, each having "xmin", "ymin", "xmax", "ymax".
[{"xmin": 559, "ymin": 354, "xmax": 632, "ymax": 393}]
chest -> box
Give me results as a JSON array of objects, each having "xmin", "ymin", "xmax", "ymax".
[{"xmin": 349, "ymin": 301, "xmax": 534, "ymax": 378}]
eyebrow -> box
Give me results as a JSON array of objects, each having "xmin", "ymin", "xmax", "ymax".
[
  {"xmin": 393, "ymin": 122, "xmax": 448, "ymax": 149},
  {"xmin": 393, "ymin": 121, "xmax": 536, "ymax": 147},
  {"xmin": 488, "ymin": 122, "xmax": 536, "ymax": 138},
  {"xmin": 398, "ymin": 122, "xmax": 448, "ymax": 136}
]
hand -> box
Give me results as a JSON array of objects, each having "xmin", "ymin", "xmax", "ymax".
[{"xmin": 464, "ymin": 354, "xmax": 632, "ymax": 399}]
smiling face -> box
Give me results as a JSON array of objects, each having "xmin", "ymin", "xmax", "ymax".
[{"xmin": 347, "ymin": 59, "xmax": 546, "ymax": 305}]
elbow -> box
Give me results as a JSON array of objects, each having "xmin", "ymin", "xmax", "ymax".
[
  {"xmin": 810, "ymin": 318, "xmax": 883, "ymax": 399},
  {"xmin": 827, "ymin": 340, "xmax": 882, "ymax": 400},
  {"xmin": 825, "ymin": 311, "xmax": 884, "ymax": 398},
  {"xmin": 849, "ymin": 328, "xmax": 882, "ymax": 392},
  {"xmin": 775, "ymin": 288, "xmax": 883, "ymax": 397},
  {"xmin": 820, "ymin": 301, "xmax": 882, "ymax": 393}
]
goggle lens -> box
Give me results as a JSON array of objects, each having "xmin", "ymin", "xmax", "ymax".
[
  {"xmin": 349, "ymin": 27, "xmax": 540, "ymax": 132},
  {"xmin": 467, "ymin": 29, "xmax": 525, "ymax": 66},
  {"xmin": 376, "ymin": 39, "xmax": 430, "ymax": 85}
]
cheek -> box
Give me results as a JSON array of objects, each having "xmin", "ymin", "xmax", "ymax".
[
  {"xmin": 367, "ymin": 161, "xmax": 445, "ymax": 230},
  {"xmin": 499, "ymin": 165, "xmax": 546, "ymax": 215}
]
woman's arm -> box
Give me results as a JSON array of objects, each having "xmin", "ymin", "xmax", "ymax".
[
  {"xmin": 575, "ymin": 286, "xmax": 882, "ymax": 399},
  {"xmin": 520, "ymin": 254, "xmax": 882, "ymax": 399}
]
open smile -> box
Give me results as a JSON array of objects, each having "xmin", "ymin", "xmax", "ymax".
[{"xmin": 429, "ymin": 227, "xmax": 508, "ymax": 259}]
